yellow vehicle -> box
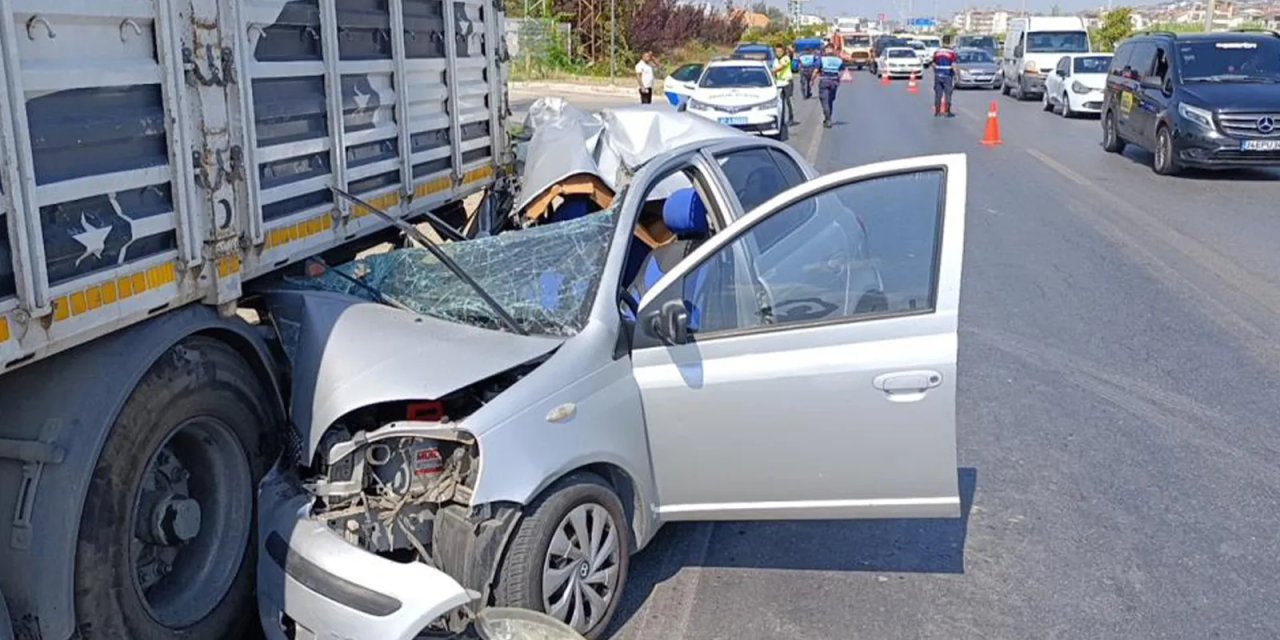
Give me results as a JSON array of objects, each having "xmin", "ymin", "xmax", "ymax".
[{"xmin": 843, "ymin": 32, "xmax": 875, "ymax": 69}]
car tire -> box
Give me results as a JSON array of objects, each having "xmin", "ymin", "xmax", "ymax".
[
  {"xmin": 1042, "ymin": 90, "xmax": 1054, "ymax": 112},
  {"xmin": 73, "ymin": 337, "xmax": 275, "ymax": 640},
  {"xmin": 494, "ymin": 473, "xmax": 631, "ymax": 640},
  {"xmin": 1001, "ymin": 76, "xmax": 1012, "ymax": 96},
  {"xmin": 1153, "ymin": 125, "xmax": 1182, "ymax": 176},
  {"xmin": 1061, "ymin": 93, "xmax": 1074, "ymax": 118},
  {"xmin": 1102, "ymin": 109, "xmax": 1127, "ymax": 153}
]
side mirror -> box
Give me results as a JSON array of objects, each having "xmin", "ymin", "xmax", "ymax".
[
  {"xmin": 1056, "ymin": 69, "xmax": 1067, "ymax": 78},
  {"xmin": 647, "ymin": 300, "xmax": 690, "ymax": 345}
]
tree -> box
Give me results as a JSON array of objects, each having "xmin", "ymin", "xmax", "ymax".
[{"xmin": 1095, "ymin": 8, "xmax": 1134, "ymax": 52}]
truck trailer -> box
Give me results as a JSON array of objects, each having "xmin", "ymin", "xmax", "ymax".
[{"xmin": 0, "ymin": 0, "xmax": 507, "ymax": 637}]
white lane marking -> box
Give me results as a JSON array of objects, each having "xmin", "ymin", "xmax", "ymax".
[
  {"xmin": 1026, "ymin": 147, "xmax": 1089, "ymax": 186},
  {"xmin": 631, "ymin": 522, "xmax": 715, "ymax": 640}
]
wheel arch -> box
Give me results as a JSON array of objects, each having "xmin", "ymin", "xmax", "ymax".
[{"xmin": 0, "ymin": 303, "xmax": 284, "ymax": 640}]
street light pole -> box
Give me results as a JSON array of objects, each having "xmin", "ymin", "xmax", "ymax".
[{"xmin": 1203, "ymin": 0, "xmax": 1216, "ymax": 31}]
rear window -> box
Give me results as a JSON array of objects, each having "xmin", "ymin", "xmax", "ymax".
[
  {"xmin": 1073, "ymin": 56, "xmax": 1112, "ymax": 73},
  {"xmin": 888, "ymin": 49, "xmax": 917, "ymax": 59},
  {"xmin": 699, "ymin": 66, "xmax": 774, "ymax": 88},
  {"xmin": 957, "ymin": 36, "xmax": 998, "ymax": 50},
  {"xmin": 847, "ymin": 35, "xmax": 871, "ymax": 47},
  {"xmin": 1027, "ymin": 31, "xmax": 1089, "ymax": 53},
  {"xmin": 1177, "ymin": 38, "xmax": 1280, "ymax": 81}
]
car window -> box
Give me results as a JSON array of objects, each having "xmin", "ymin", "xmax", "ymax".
[
  {"xmin": 1110, "ymin": 43, "xmax": 1134, "ymax": 77},
  {"xmin": 673, "ymin": 170, "xmax": 945, "ymax": 337},
  {"xmin": 1127, "ymin": 42, "xmax": 1158, "ymax": 80},
  {"xmin": 1057, "ymin": 57, "xmax": 1070, "ymax": 74},
  {"xmin": 1177, "ymin": 38, "xmax": 1280, "ymax": 81},
  {"xmin": 958, "ymin": 49, "xmax": 993, "ymax": 63},
  {"xmin": 888, "ymin": 49, "xmax": 916, "ymax": 58},
  {"xmin": 672, "ymin": 64, "xmax": 703, "ymax": 82},
  {"xmin": 1026, "ymin": 31, "xmax": 1089, "ymax": 53},
  {"xmin": 716, "ymin": 147, "xmax": 802, "ymax": 217},
  {"xmin": 1074, "ymin": 55, "xmax": 1111, "ymax": 73},
  {"xmin": 700, "ymin": 66, "xmax": 773, "ymax": 88},
  {"xmin": 1153, "ymin": 47, "xmax": 1171, "ymax": 82}
]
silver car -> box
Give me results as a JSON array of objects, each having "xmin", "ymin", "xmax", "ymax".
[
  {"xmin": 256, "ymin": 132, "xmax": 969, "ymax": 639},
  {"xmin": 955, "ymin": 47, "xmax": 1003, "ymax": 89}
]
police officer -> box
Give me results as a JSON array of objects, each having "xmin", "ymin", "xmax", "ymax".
[
  {"xmin": 813, "ymin": 43, "xmax": 845, "ymax": 128},
  {"xmin": 797, "ymin": 45, "xmax": 819, "ymax": 99},
  {"xmin": 933, "ymin": 46, "xmax": 958, "ymax": 117}
]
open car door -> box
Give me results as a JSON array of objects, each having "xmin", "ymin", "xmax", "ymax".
[{"xmin": 631, "ymin": 154, "xmax": 967, "ymax": 521}]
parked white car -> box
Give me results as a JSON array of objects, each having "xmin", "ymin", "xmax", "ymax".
[
  {"xmin": 1043, "ymin": 53, "xmax": 1112, "ymax": 117},
  {"xmin": 684, "ymin": 59, "xmax": 787, "ymax": 140},
  {"xmin": 907, "ymin": 39, "xmax": 931, "ymax": 66},
  {"xmin": 880, "ymin": 47, "xmax": 925, "ymax": 78},
  {"xmin": 663, "ymin": 62, "xmax": 705, "ymax": 108}
]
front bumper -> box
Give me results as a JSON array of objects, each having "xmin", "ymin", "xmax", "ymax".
[
  {"xmin": 1067, "ymin": 90, "xmax": 1104, "ymax": 114},
  {"xmin": 956, "ymin": 73, "xmax": 1001, "ymax": 88},
  {"xmin": 257, "ymin": 465, "xmax": 471, "ymax": 640},
  {"xmin": 885, "ymin": 66, "xmax": 923, "ymax": 77},
  {"xmin": 1175, "ymin": 127, "xmax": 1280, "ymax": 168},
  {"xmin": 688, "ymin": 108, "xmax": 781, "ymax": 136},
  {"xmin": 1020, "ymin": 74, "xmax": 1046, "ymax": 94}
]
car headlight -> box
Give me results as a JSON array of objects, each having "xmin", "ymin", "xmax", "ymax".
[
  {"xmin": 1024, "ymin": 60, "xmax": 1038, "ymax": 73},
  {"xmin": 749, "ymin": 99, "xmax": 779, "ymax": 111},
  {"xmin": 1178, "ymin": 103, "xmax": 1214, "ymax": 129},
  {"xmin": 958, "ymin": 69, "xmax": 971, "ymax": 77},
  {"xmin": 1070, "ymin": 80, "xmax": 1091, "ymax": 94}
]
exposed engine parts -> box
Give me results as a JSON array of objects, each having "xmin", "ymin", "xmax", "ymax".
[{"xmin": 306, "ymin": 416, "xmax": 478, "ymax": 561}]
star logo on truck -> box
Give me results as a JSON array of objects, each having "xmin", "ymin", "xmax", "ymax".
[{"xmin": 72, "ymin": 213, "xmax": 111, "ymax": 267}]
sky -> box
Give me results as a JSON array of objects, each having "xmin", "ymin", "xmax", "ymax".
[{"xmin": 765, "ymin": 0, "xmax": 1110, "ymax": 21}]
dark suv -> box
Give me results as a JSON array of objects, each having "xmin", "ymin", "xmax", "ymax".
[{"xmin": 1101, "ymin": 30, "xmax": 1280, "ymax": 175}]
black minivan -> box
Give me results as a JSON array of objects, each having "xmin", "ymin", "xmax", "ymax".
[{"xmin": 1101, "ymin": 30, "xmax": 1280, "ymax": 175}]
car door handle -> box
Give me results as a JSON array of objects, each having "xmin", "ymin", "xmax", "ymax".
[{"xmin": 873, "ymin": 370, "xmax": 943, "ymax": 394}]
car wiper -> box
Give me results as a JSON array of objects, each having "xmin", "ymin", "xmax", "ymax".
[{"xmin": 329, "ymin": 186, "xmax": 528, "ymax": 336}]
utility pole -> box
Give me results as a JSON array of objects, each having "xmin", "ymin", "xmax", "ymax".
[
  {"xmin": 609, "ymin": 0, "xmax": 616, "ymax": 83},
  {"xmin": 1203, "ymin": 0, "xmax": 1216, "ymax": 31}
]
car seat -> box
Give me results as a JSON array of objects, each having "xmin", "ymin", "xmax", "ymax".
[{"xmin": 625, "ymin": 188, "xmax": 711, "ymax": 311}]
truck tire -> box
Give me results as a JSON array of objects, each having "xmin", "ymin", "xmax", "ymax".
[
  {"xmin": 73, "ymin": 336, "xmax": 276, "ymax": 639},
  {"xmin": 493, "ymin": 473, "xmax": 630, "ymax": 640}
]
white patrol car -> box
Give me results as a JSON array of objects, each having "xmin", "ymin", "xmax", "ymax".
[{"xmin": 684, "ymin": 59, "xmax": 787, "ymax": 140}]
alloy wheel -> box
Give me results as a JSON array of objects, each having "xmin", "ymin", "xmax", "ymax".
[{"xmin": 541, "ymin": 503, "xmax": 622, "ymax": 633}]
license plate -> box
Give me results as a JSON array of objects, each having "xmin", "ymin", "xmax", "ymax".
[
  {"xmin": 719, "ymin": 117, "xmax": 747, "ymax": 125},
  {"xmin": 1241, "ymin": 139, "xmax": 1280, "ymax": 151}
]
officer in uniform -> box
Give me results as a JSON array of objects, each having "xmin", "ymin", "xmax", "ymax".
[
  {"xmin": 933, "ymin": 46, "xmax": 958, "ymax": 117},
  {"xmin": 797, "ymin": 45, "xmax": 819, "ymax": 99},
  {"xmin": 773, "ymin": 45, "xmax": 797, "ymax": 125},
  {"xmin": 813, "ymin": 43, "xmax": 845, "ymax": 128}
]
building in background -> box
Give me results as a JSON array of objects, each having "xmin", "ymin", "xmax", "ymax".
[{"xmin": 951, "ymin": 9, "xmax": 1011, "ymax": 34}]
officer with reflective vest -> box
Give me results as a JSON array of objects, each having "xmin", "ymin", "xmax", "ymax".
[
  {"xmin": 813, "ymin": 43, "xmax": 846, "ymax": 128},
  {"xmin": 933, "ymin": 47, "xmax": 958, "ymax": 117},
  {"xmin": 796, "ymin": 44, "xmax": 820, "ymax": 99}
]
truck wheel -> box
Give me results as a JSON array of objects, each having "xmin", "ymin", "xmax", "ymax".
[
  {"xmin": 494, "ymin": 473, "xmax": 630, "ymax": 640},
  {"xmin": 74, "ymin": 336, "xmax": 276, "ymax": 639}
]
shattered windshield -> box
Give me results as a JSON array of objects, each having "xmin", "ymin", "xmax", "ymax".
[{"xmin": 297, "ymin": 205, "xmax": 622, "ymax": 336}]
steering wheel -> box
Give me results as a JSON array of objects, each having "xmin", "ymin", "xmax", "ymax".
[{"xmin": 769, "ymin": 297, "xmax": 839, "ymax": 323}]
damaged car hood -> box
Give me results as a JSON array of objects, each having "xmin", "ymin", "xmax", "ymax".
[{"xmin": 270, "ymin": 291, "xmax": 564, "ymax": 463}]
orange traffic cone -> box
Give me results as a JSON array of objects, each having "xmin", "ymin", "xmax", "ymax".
[
  {"xmin": 880, "ymin": 67, "xmax": 891, "ymax": 86},
  {"xmin": 981, "ymin": 101, "xmax": 1003, "ymax": 145},
  {"xmin": 907, "ymin": 72, "xmax": 919, "ymax": 93}
]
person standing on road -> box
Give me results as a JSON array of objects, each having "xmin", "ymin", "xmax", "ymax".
[
  {"xmin": 932, "ymin": 46, "xmax": 958, "ymax": 117},
  {"xmin": 815, "ymin": 43, "xmax": 845, "ymax": 128},
  {"xmin": 797, "ymin": 45, "xmax": 819, "ymax": 99},
  {"xmin": 773, "ymin": 45, "xmax": 797, "ymax": 125},
  {"xmin": 635, "ymin": 52, "xmax": 656, "ymax": 104}
]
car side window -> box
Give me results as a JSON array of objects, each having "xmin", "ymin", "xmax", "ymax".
[
  {"xmin": 716, "ymin": 147, "xmax": 803, "ymax": 214},
  {"xmin": 673, "ymin": 64, "xmax": 702, "ymax": 82},
  {"xmin": 1057, "ymin": 56, "xmax": 1070, "ymax": 75},
  {"xmin": 669, "ymin": 169, "xmax": 946, "ymax": 338},
  {"xmin": 1110, "ymin": 44, "xmax": 1133, "ymax": 79},
  {"xmin": 1128, "ymin": 42, "xmax": 1158, "ymax": 81},
  {"xmin": 1152, "ymin": 47, "xmax": 1170, "ymax": 82}
]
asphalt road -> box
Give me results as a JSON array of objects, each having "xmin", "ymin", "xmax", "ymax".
[{"xmin": 518, "ymin": 78, "xmax": 1280, "ymax": 640}]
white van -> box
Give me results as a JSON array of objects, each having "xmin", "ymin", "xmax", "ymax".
[{"xmin": 1002, "ymin": 17, "xmax": 1091, "ymax": 100}]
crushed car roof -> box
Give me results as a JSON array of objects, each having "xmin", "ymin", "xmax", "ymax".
[{"xmin": 516, "ymin": 98, "xmax": 749, "ymax": 216}]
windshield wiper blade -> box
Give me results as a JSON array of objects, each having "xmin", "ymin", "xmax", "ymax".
[{"xmin": 329, "ymin": 186, "xmax": 528, "ymax": 336}]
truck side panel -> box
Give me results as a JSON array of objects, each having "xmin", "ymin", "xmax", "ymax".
[{"xmin": 0, "ymin": 0, "xmax": 505, "ymax": 372}]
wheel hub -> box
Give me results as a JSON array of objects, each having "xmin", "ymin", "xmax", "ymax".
[{"xmin": 151, "ymin": 495, "xmax": 202, "ymax": 546}]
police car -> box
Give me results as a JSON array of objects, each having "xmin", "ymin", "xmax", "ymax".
[{"xmin": 683, "ymin": 59, "xmax": 788, "ymax": 140}]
